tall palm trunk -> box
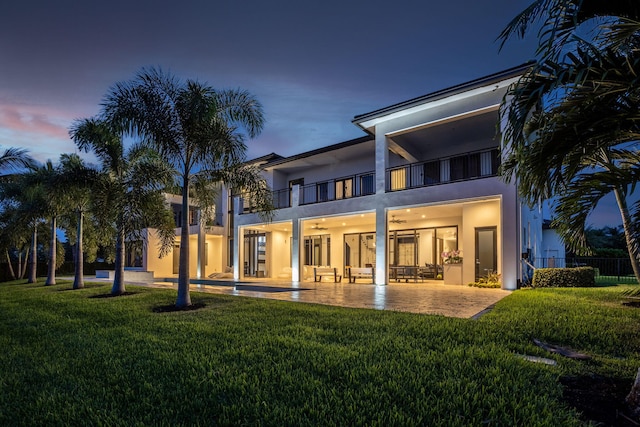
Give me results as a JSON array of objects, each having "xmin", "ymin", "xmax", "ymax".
[
  {"xmin": 112, "ymin": 218, "xmax": 126, "ymax": 295},
  {"xmin": 613, "ymin": 186, "xmax": 640, "ymax": 282},
  {"xmin": 6, "ymin": 250, "xmax": 16, "ymax": 280},
  {"xmin": 27, "ymin": 224, "xmax": 37, "ymax": 283},
  {"xmin": 45, "ymin": 216, "xmax": 56, "ymax": 285},
  {"xmin": 20, "ymin": 249, "xmax": 29, "ymax": 279},
  {"xmin": 73, "ymin": 209, "xmax": 84, "ymax": 289},
  {"xmin": 176, "ymin": 177, "xmax": 192, "ymax": 307}
]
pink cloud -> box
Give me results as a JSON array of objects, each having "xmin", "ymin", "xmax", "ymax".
[{"xmin": 0, "ymin": 103, "xmax": 71, "ymax": 140}]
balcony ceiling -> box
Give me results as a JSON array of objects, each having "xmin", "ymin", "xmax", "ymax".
[
  {"xmin": 265, "ymin": 139, "xmax": 375, "ymax": 174},
  {"xmin": 391, "ymin": 111, "xmax": 499, "ymax": 157}
]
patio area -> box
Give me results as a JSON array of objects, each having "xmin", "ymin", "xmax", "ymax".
[{"xmin": 141, "ymin": 278, "xmax": 512, "ymax": 318}]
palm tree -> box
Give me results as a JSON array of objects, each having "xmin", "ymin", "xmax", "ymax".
[
  {"xmin": 29, "ymin": 160, "xmax": 67, "ymax": 286},
  {"xmin": 102, "ymin": 67, "xmax": 273, "ymax": 307},
  {"xmin": 498, "ymin": 1, "xmax": 640, "ymax": 282},
  {"xmin": 0, "ymin": 166, "xmax": 50, "ymax": 283},
  {"xmin": 70, "ymin": 117, "xmax": 176, "ymax": 295},
  {"xmin": 58, "ymin": 154, "xmax": 97, "ymax": 289},
  {"xmin": 0, "ymin": 147, "xmax": 35, "ymax": 175},
  {"xmin": 0, "ymin": 205, "xmax": 33, "ymax": 280}
]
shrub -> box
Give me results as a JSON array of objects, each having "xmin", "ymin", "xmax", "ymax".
[
  {"xmin": 532, "ymin": 267, "xmax": 596, "ymax": 288},
  {"xmin": 468, "ymin": 271, "xmax": 502, "ymax": 288}
]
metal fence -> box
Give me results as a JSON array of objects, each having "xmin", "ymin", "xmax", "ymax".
[{"xmin": 534, "ymin": 257, "xmax": 638, "ymax": 283}]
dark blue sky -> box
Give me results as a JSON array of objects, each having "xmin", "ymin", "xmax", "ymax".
[{"xmin": 0, "ymin": 0, "xmax": 626, "ymax": 226}]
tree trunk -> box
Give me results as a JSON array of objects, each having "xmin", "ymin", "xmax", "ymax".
[
  {"xmin": 613, "ymin": 187, "xmax": 640, "ymax": 283},
  {"xmin": 176, "ymin": 176, "xmax": 192, "ymax": 308},
  {"xmin": 73, "ymin": 209, "xmax": 84, "ymax": 290},
  {"xmin": 45, "ymin": 216, "xmax": 56, "ymax": 286},
  {"xmin": 27, "ymin": 225, "xmax": 37, "ymax": 283},
  {"xmin": 627, "ymin": 368, "xmax": 640, "ymax": 417},
  {"xmin": 19, "ymin": 249, "xmax": 29, "ymax": 279},
  {"xmin": 111, "ymin": 219, "xmax": 126, "ymax": 295},
  {"xmin": 6, "ymin": 250, "xmax": 16, "ymax": 280}
]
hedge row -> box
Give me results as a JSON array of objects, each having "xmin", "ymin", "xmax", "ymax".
[{"xmin": 531, "ymin": 267, "xmax": 596, "ymax": 288}]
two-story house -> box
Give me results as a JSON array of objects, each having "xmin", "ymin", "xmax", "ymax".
[{"xmin": 141, "ymin": 63, "xmax": 561, "ymax": 290}]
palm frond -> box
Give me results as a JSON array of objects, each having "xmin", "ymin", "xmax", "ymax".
[{"xmin": 0, "ymin": 147, "xmax": 36, "ymax": 174}]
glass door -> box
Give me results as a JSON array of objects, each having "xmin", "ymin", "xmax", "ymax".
[{"xmin": 475, "ymin": 226, "xmax": 497, "ymax": 280}]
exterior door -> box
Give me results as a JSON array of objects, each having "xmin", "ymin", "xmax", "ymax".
[
  {"xmin": 475, "ymin": 227, "xmax": 497, "ymax": 280},
  {"xmin": 172, "ymin": 244, "xmax": 180, "ymax": 274}
]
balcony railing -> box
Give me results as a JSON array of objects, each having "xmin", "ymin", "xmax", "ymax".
[
  {"xmin": 271, "ymin": 188, "xmax": 292, "ymax": 209},
  {"xmin": 241, "ymin": 188, "xmax": 292, "ymax": 214},
  {"xmin": 386, "ymin": 148, "xmax": 500, "ymax": 192},
  {"xmin": 300, "ymin": 171, "xmax": 375, "ymax": 205}
]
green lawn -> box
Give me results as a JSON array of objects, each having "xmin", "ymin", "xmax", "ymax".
[{"xmin": 1, "ymin": 280, "xmax": 638, "ymax": 426}]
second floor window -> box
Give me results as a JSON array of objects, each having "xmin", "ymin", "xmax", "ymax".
[
  {"xmin": 360, "ymin": 174, "xmax": 375, "ymax": 195},
  {"xmin": 390, "ymin": 168, "xmax": 406, "ymax": 191},
  {"xmin": 335, "ymin": 178, "xmax": 353, "ymax": 199},
  {"xmin": 317, "ymin": 182, "xmax": 329, "ymax": 202}
]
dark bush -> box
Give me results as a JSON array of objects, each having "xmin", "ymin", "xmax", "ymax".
[{"xmin": 532, "ymin": 267, "xmax": 596, "ymax": 288}]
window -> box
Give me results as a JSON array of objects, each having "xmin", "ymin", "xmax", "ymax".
[
  {"xmin": 360, "ymin": 174, "xmax": 375, "ymax": 195},
  {"xmin": 423, "ymin": 161, "xmax": 440, "ymax": 185},
  {"xmin": 390, "ymin": 168, "xmax": 407, "ymax": 191},
  {"xmin": 189, "ymin": 208, "xmax": 198, "ymax": 226},
  {"xmin": 335, "ymin": 178, "xmax": 353, "ymax": 199},
  {"xmin": 449, "ymin": 156, "xmax": 466, "ymax": 181},
  {"xmin": 304, "ymin": 235, "xmax": 330, "ymax": 266},
  {"xmin": 316, "ymin": 182, "xmax": 329, "ymax": 202}
]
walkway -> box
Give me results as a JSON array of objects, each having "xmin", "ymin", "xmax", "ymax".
[{"xmin": 142, "ymin": 278, "xmax": 512, "ymax": 318}]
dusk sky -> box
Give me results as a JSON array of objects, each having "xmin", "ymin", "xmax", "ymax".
[{"xmin": 0, "ymin": 0, "xmax": 626, "ymax": 227}]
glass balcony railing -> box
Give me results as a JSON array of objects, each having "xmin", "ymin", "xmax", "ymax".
[{"xmin": 386, "ymin": 148, "xmax": 500, "ymax": 192}]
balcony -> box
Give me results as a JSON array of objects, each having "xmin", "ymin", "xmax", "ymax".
[
  {"xmin": 300, "ymin": 171, "xmax": 375, "ymax": 205},
  {"xmin": 386, "ymin": 148, "xmax": 500, "ymax": 192},
  {"xmin": 241, "ymin": 188, "xmax": 292, "ymax": 214}
]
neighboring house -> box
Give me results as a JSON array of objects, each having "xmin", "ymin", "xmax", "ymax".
[{"xmin": 142, "ymin": 63, "xmax": 555, "ymax": 290}]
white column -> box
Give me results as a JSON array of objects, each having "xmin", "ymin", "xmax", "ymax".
[
  {"xmin": 290, "ymin": 184, "xmax": 301, "ymax": 282},
  {"xmin": 233, "ymin": 197, "xmax": 241, "ymax": 281},
  {"xmin": 375, "ymin": 204, "xmax": 387, "ymax": 285},
  {"xmin": 197, "ymin": 210, "xmax": 205, "ymax": 279},
  {"xmin": 291, "ymin": 218, "xmax": 301, "ymax": 282},
  {"xmin": 375, "ymin": 131, "xmax": 388, "ymax": 194}
]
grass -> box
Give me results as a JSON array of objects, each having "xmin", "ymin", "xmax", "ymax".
[{"xmin": 0, "ymin": 280, "xmax": 639, "ymax": 426}]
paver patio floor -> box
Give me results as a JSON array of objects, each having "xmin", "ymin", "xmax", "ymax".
[{"xmin": 142, "ymin": 278, "xmax": 512, "ymax": 318}]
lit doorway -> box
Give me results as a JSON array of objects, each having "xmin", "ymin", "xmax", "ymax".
[
  {"xmin": 244, "ymin": 231, "xmax": 267, "ymax": 278},
  {"xmin": 475, "ymin": 226, "xmax": 497, "ymax": 280}
]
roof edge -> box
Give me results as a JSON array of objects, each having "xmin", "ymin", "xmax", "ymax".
[
  {"xmin": 352, "ymin": 61, "xmax": 535, "ymax": 125},
  {"xmin": 263, "ymin": 135, "xmax": 372, "ymax": 168}
]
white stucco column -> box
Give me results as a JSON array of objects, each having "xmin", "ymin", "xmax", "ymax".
[
  {"xmin": 502, "ymin": 191, "xmax": 519, "ymax": 290},
  {"xmin": 289, "ymin": 184, "xmax": 301, "ymax": 282},
  {"xmin": 233, "ymin": 197, "xmax": 241, "ymax": 281},
  {"xmin": 291, "ymin": 218, "xmax": 301, "ymax": 282},
  {"xmin": 375, "ymin": 131, "xmax": 388, "ymax": 195},
  {"xmin": 196, "ymin": 210, "xmax": 205, "ymax": 279},
  {"xmin": 291, "ymin": 184, "xmax": 300, "ymax": 208},
  {"xmin": 375, "ymin": 204, "xmax": 387, "ymax": 285}
]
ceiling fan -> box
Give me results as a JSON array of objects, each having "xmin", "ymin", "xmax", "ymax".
[
  {"xmin": 390, "ymin": 215, "xmax": 406, "ymax": 224},
  {"xmin": 311, "ymin": 223, "xmax": 328, "ymax": 230}
]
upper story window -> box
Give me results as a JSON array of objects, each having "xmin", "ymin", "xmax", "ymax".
[
  {"xmin": 335, "ymin": 178, "xmax": 353, "ymax": 199},
  {"xmin": 172, "ymin": 204, "xmax": 198, "ymax": 227}
]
